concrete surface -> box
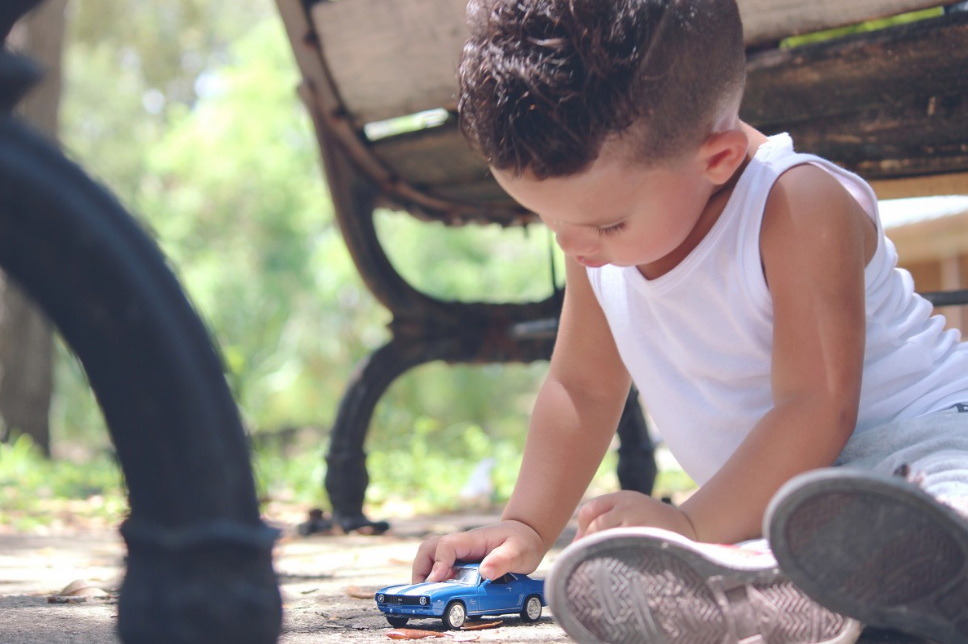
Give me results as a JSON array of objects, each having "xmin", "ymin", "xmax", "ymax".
[{"xmin": 0, "ymin": 512, "xmax": 931, "ymax": 644}]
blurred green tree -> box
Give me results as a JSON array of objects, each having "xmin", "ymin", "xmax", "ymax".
[{"xmin": 54, "ymin": 1, "xmax": 558, "ymax": 497}]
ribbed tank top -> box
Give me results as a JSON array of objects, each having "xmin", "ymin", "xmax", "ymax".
[{"xmin": 587, "ymin": 133, "xmax": 968, "ymax": 485}]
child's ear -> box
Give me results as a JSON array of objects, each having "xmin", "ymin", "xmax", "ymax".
[{"xmin": 699, "ymin": 128, "xmax": 749, "ymax": 186}]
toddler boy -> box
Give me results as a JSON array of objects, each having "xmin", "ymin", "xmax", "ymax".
[{"xmin": 415, "ymin": 1, "xmax": 968, "ymax": 642}]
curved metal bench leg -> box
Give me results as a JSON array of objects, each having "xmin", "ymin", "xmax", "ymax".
[
  {"xmin": 0, "ymin": 117, "xmax": 281, "ymax": 644},
  {"xmin": 324, "ymin": 337, "xmax": 433, "ymax": 534}
]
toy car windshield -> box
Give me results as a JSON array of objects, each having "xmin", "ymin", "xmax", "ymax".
[{"xmin": 448, "ymin": 566, "xmax": 479, "ymax": 584}]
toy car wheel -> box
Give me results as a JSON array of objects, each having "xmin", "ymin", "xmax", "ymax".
[
  {"xmin": 520, "ymin": 595, "xmax": 542, "ymax": 623},
  {"xmin": 386, "ymin": 616, "xmax": 409, "ymax": 627},
  {"xmin": 443, "ymin": 601, "xmax": 466, "ymax": 629}
]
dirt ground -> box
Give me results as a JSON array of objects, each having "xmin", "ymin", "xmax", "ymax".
[{"xmin": 0, "ymin": 511, "xmax": 929, "ymax": 644}]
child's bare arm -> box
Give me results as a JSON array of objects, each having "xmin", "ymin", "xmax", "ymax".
[
  {"xmin": 412, "ymin": 256, "xmax": 630, "ymax": 582},
  {"xmin": 678, "ymin": 164, "xmax": 877, "ymax": 543}
]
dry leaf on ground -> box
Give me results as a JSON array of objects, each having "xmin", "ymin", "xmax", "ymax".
[
  {"xmin": 46, "ymin": 596, "xmax": 88, "ymax": 604},
  {"xmin": 47, "ymin": 579, "xmax": 113, "ymax": 602},
  {"xmin": 344, "ymin": 585, "xmax": 378, "ymax": 599},
  {"xmin": 386, "ymin": 628, "xmax": 446, "ymax": 639}
]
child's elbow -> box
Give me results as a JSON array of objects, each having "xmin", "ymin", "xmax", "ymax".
[{"xmin": 827, "ymin": 391, "xmax": 860, "ymax": 442}]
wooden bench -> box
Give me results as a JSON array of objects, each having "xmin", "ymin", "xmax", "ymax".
[{"xmin": 275, "ymin": 0, "xmax": 968, "ymax": 538}]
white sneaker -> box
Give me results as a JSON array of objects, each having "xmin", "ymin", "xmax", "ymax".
[
  {"xmin": 546, "ymin": 527, "xmax": 862, "ymax": 644},
  {"xmin": 767, "ymin": 468, "xmax": 968, "ymax": 644}
]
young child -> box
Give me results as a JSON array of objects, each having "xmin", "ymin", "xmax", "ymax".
[{"xmin": 413, "ymin": 1, "xmax": 968, "ymax": 642}]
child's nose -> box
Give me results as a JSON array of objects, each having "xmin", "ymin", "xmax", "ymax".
[{"xmin": 554, "ymin": 225, "xmax": 598, "ymax": 257}]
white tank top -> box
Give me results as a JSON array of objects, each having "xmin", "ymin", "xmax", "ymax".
[{"xmin": 587, "ymin": 133, "xmax": 968, "ymax": 485}]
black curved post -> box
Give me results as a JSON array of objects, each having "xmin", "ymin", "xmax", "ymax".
[
  {"xmin": 1, "ymin": 12, "xmax": 281, "ymax": 642},
  {"xmin": 325, "ymin": 337, "xmax": 455, "ymax": 533}
]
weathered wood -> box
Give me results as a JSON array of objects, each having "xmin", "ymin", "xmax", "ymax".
[
  {"xmin": 369, "ymin": 123, "xmax": 489, "ymax": 186},
  {"xmin": 739, "ymin": 0, "xmax": 951, "ymax": 44},
  {"xmin": 429, "ymin": 180, "xmax": 519, "ymax": 208},
  {"xmin": 311, "ymin": 0, "xmax": 952, "ymax": 125},
  {"xmin": 365, "ymin": 11, "xmax": 968, "ymax": 211},
  {"xmin": 311, "ymin": 0, "xmax": 466, "ymax": 125},
  {"xmin": 742, "ymin": 12, "xmax": 968, "ymax": 182}
]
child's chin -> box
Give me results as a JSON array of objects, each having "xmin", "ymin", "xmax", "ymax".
[{"xmin": 576, "ymin": 256, "xmax": 608, "ymax": 269}]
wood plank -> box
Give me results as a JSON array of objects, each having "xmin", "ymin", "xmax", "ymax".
[
  {"xmin": 428, "ymin": 180, "xmax": 518, "ymax": 207},
  {"xmin": 369, "ymin": 123, "xmax": 491, "ymax": 186},
  {"xmin": 742, "ymin": 12, "xmax": 968, "ymax": 182},
  {"xmin": 368, "ymin": 12, "xmax": 968, "ymax": 203},
  {"xmin": 740, "ymin": 0, "xmax": 949, "ymax": 45},
  {"xmin": 311, "ymin": 0, "xmax": 467, "ymax": 124},
  {"xmin": 374, "ymin": 181, "xmax": 529, "ymax": 226},
  {"xmin": 310, "ymin": 0, "xmax": 951, "ymax": 124}
]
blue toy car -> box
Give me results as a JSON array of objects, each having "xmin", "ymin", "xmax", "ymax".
[{"xmin": 374, "ymin": 562, "xmax": 546, "ymax": 629}]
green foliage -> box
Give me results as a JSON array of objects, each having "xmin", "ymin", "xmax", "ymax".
[
  {"xmin": 43, "ymin": 2, "xmax": 666, "ymax": 521},
  {"xmin": 377, "ymin": 213, "xmax": 562, "ymax": 303},
  {"xmin": 56, "ymin": 7, "xmax": 561, "ymax": 440},
  {"xmin": 139, "ymin": 19, "xmax": 388, "ymax": 430},
  {"xmin": 251, "ymin": 434, "xmax": 328, "ymax": 507},
  {"xmin": 0, "ymin": 434, "xmax": 127, "ymax": 531}
]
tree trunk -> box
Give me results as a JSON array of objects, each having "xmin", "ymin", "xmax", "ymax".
[{"xmin": 0, "ymin": 0, "xmax": 66, "ymax": 456}]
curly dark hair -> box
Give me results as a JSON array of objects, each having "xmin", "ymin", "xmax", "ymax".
[{"xmin": 458, "ymin": 0, "xmax": 746, "ymax": 178}]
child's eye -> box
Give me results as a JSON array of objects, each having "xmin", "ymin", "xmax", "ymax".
[{"xmin": 596, "ymin": 222, "xmax": 626, "ymax": 237}]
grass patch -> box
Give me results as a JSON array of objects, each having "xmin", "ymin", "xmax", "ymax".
[{"xmin": 0, "ymin": 434, "xmax": 127, "ymax": 533}]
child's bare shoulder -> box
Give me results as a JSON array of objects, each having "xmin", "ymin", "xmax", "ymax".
[
  {"xmin": 762, "ymin": 163, "xmax": 872, "ymax": 248},
  {"xmin": 767, "ymin": 163, "xmax": 858, "ymax": 219},
  {"xmin": 759, "ymin": 162, "xmax": 876, "ymax": 294}
]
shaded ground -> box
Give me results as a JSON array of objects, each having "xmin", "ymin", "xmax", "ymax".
[{"xmin": 0, "ymin": 511, "xmax": 930, "ymax": 644}]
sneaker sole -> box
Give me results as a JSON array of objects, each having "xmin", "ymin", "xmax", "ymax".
[
  {"xmin": 547, "ymin": 527, "xmax": 861, "ymax": 644},
  {"xmin": 767, "ymin": 469, "xmax": 968, "ymax": 644}
]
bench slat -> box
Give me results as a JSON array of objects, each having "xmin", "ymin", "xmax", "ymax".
[
  {"xmin": 428, "ymin": 180, "xmax": 516, "ymax": 206},
  {"xmin": 743, "ymin": 12, "xmax": 968, "ymax": 182},
  {"xmin": 311, "ymin": 0, "xmax": 950, "ymax": 124},
  {"xmin": 361, "ymin": 11, "xmax": 968, "ymax": 215},
  {"xmin": 369, "ymin": 123, "xmax": 489, "ymax": 186}
]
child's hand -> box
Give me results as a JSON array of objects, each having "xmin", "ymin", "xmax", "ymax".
[
  {"xmin": 412, "ymin": 519, "xmax": 545, "ymax": 584},
  {"xmin": 576, "ymin": 491, "xmax": 698, "ymax": 541}
]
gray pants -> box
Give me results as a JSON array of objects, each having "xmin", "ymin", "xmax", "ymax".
[
  {"xmin": 836, "ymin": 404, "xmax": 968, "ymax": 501},
  {"xmin": 742, "ymin": 404, "xmax": 968, "ymax": 550}
]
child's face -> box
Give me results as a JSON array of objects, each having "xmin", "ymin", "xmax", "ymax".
[{"xmin": 491, "ymin": 149, "xmax": 715, "ymax": 273}]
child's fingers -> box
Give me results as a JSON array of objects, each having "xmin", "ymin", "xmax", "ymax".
[
  {"xmin": 581, "ymin": 509, "xmax": 624, "ymax": 538},
  {"xmin": 574, "ymin": 495, "xmax": 617, "ymax": 541},
  {"xmin": 479, "ymin": 543, "xmax": 516, "ymax": 580},
  {"xmin": 416, "ymin": 532, "xmax": 494, "ymax": 583},
  {"xmin": 412, "ymin": 536, "xmax": 442, "ymax": 583}
]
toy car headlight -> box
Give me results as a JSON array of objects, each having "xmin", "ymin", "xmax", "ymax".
[
  {"xmin": 419, "ymin": 596, "xmax": 429, "ymax": 605},
  {"xmin": 377, "ymin": 594, "xmax": 385, "ymax": 603}
]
